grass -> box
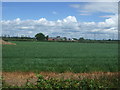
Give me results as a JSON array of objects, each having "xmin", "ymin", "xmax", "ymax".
[{"xmin": 2, "ymin": 41, "xmax": 118, "ymax": 73}]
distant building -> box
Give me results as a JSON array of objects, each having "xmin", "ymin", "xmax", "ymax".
[
  {"xmin": 48, "ymin": 37, "xmax": 55, "ymax": 41},
  {"xmin": 48, "ymin": 36, "xmax": 67, "ymax": 41},
  {"xmin": 48, "ymin": 36, "xmax": 78, "ymax": 42}
]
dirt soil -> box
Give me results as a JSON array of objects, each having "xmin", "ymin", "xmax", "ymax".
[
  {"xmin": 2, "ymin": 72, "xmax": 119, "ymax": 87},
  {"xmin": 0, "ymin": 40, "xmax": 16, "ymax": 45}
]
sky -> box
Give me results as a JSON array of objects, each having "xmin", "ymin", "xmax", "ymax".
[{"xmin": 1, "ymin": 2, "xmax": 118, "ymax": 40}]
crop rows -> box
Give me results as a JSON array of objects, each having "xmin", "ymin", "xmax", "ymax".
[{"xmin": 2, "ymin": 41, "xmax": 118, "ymax": 73}]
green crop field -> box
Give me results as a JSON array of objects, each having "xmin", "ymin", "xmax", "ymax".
[{"xmin": 2, "ymin": 41, "xmax": 118, "ymax": 73}]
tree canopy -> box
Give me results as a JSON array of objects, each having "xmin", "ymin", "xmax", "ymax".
[{"xmin": 35, "ymin": 33, "xmax": 46, "ymax": 41}]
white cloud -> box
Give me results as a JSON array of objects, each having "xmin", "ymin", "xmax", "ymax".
[
  {"xmin": 17, "ymin": 26, "xmax": 34, "ymax": 29},
  {"xmin": 79, "ymin": 14, "xmax": 91, "ymax": 16},
  {"xmin": 38, "ymin": 18, "xmax": 47, "ymax": 22},
  {"xmin": 83, "ymin": 22, "xmax": 96, "ymax": 26},
  {"xmin": 90, "ymin": 28, "xmax": 117, "ymax": 34},
  {"xmin": 99, "ymin": 15, "xmax": 114, "ymax": 18},
  {"xmin": 52, "ymin": 11, "xmax": 57, "ymax": 15},
  {"xmin": 98, "ymin": 14, "xmax": 118, "ymax": 28},
  {"xmin": 28, "ymin": 31, "xmax": 33, "ymax": 34},
  {"xmin": 85, "ymin": 2, "xmax": 117, "ymax": 14},
  {"xmin": 2, "ymin": 15, "xmax": 118, "ymax": 39},
  {"xmin": 15, "ymin": 18, "xmax": 21, "ymax": 22},
  {"xmin": 79, "ymin": 10, "xmax": 89, "ymax": 12},
  {"xmin": 63, "ymin": 16, "xmax": 77, "ymax": 23},
  {"xmin": 69, "ymin": 4, "xmax": 81, "ymax": 8},
  {"xmin": 70, "ymin": 2, "xmax": 118, "ymax": 14}
]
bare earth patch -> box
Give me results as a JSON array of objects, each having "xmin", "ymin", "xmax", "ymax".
[
  {"xmin": 0, "ymin": 40, "xmax": 16, "ymax": 45},
  {"xmin": 2, "ymin": 72, "xmax": 119, "ymax": 87}
]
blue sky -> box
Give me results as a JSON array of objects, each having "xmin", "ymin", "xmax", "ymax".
[
  {"xmin": 2, "ymin": 2, "xmax": 114, "ymax": 22},
  {"xmin": 2, "ymin": 2, "xmax": 118, "ymax": 39}
]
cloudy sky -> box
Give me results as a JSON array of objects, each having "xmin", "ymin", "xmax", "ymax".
[{"xmin": 1, "ymin": 2, "xmax": 118, "ymax": 40}]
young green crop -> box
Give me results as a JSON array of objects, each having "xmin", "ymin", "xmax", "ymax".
[{"xmin": 2, "ymin": 41, "xmax": 118, "ymax": 73}]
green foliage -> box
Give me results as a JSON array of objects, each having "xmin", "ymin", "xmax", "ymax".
[
  {"xmin": 2, "ymin": 41, "xmax": 119, "ymax": 89},
  {"xmin": 72, "ymin": 38, "xmax": 78, "ymax": 40},
  {"xmin": 2, "ymin": 74, "xmax": 119, "ymax": 89},
  {"xmin": 35, "ymin": 33, "xmax": 46, "ymax": 41},
  {"xmin": 2, "ymin": 41, "xmax": 118, "ymax": 73},
  {"xmin": 79, "ymin": 37, "xmax": 85, "ymax": 42},
  {"xmin": 79, "ymin": 37, "xmax": 84, "ymax": 40}
]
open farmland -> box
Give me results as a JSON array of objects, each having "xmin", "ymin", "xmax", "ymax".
[{"xmin": 2, "ymin": 41, "xmax": 118, "ymax": 73}]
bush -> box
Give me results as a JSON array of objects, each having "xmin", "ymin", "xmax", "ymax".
[{"xmin": 2, "ymin": 74, "xmax": 118, "ymax": 89}]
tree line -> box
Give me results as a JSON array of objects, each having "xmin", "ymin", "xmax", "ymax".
[{"xmin": 1, "ymin": 33, "xmax": 119, "ymax": 43}]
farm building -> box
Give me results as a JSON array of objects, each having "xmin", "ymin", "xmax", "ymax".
[
  {"xmin": 48, "ymin": 36, "xmax": 67, "ymax": 41},
  {"xmin": 48, "ymin": 36, "xmax": 78, "ymax": 42}
]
